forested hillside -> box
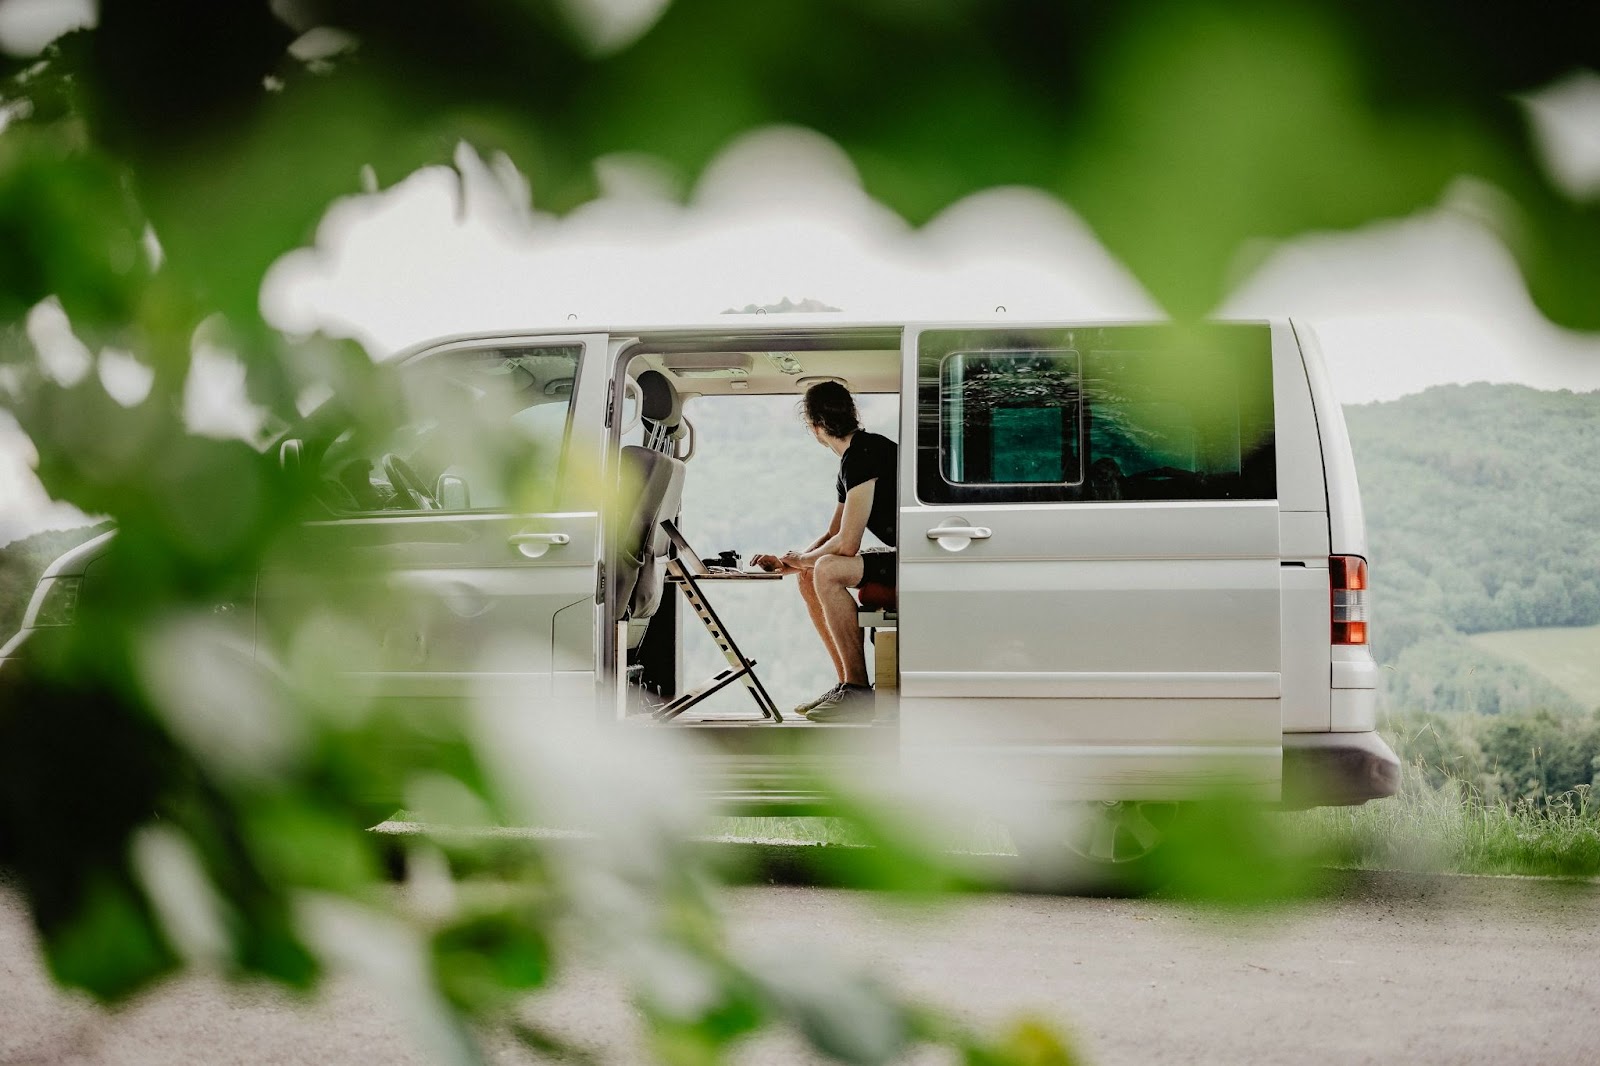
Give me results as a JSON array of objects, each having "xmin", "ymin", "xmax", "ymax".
[
  {"xmin": 0, "ymin": 524, "xmax": 109, "ymax": 640},
  {"xmin": 1348, "ymin": 383, "xmax": 1600, "ymax": 714},
  {"xmin": 1350, "ymin": 383, "xmax": 1600, "ymax": 642}
]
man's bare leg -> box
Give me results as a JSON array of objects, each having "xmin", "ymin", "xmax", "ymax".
[
  {"xmin": 797, "ymin": 568, "xmax": 846, "ymax": 683},
  {"xmin": 813, "ymin": 554, "xmax": 868, "ymax": 687}
]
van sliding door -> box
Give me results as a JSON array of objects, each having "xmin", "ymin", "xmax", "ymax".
[{"xmin": 896, "ymin": 324, "xmax": 1282, "ymax": 802}]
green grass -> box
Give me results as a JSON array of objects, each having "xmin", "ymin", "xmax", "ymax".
[
  {"xmin": 713, "ymin": 765, "xmax": 1600, "ymax": 881},
  {"xmin": 1468, "ymin": 625, "xmax": 1600, "ymax": 710},
  {"xmin": 1289, "ymin": 761, "xmax": 1600, "ymax": 879}
]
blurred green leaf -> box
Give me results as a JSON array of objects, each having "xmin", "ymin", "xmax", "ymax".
[
  {"xmin": 961, "ymin": 1017, "xmax": 1083, "ymax": 1066},
  {"xmin": 43, "ymin": 875, "xmax": 176, "ymax": 1001},
  {"xmin": 0, "ymin": 126, "xmax": 147, "ymax": 328},
  {"xmin": 433, "ymin": 907, "xmax": 552, "ymax": 1011},
  {"xmin": 244, "ymin": 799, "xmax": 380, "ymax": 893},
  {"xmin": 1151, "ymin": 797, "xmax": 1318, "ymax": 905}
]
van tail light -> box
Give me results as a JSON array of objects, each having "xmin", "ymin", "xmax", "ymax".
[{"xmin": 1330, "ymin": 555, "xmax": 1368, "ymax": 645}]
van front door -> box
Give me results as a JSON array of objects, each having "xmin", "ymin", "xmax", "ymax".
[
  {"xmin": 897, "ymin": 324, "xmax": 1283, "ymax": 802},
  {"xmin": 261, "ymin": 334, "xmax": 608, "ymax": 719}
]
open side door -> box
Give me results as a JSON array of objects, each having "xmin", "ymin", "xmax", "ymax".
[{"xmin": 260, "ymin": 333, "xmax": 608, "ymax": 717}]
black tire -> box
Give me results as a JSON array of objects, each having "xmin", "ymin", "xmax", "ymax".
[{"xmin": 1012, "ymin": 801, "xmax": 1183, "ymax": 895}]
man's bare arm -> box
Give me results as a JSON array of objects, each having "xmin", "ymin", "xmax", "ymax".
[
  {"xmin": 806, "ymin": 503, "xmax": 844, "ymax": 551},
  {"xmin": 752, "ymin": 504, "xmax": 845, "ymax": 572},
  {"xmin": 791, "ymin": 481, "xmax": 874, "ymax": 567}
]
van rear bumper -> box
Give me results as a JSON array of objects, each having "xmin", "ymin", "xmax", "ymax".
[{"xmin": 1280, "ymin": 730, "xmax": 1400, "ymax": 808}]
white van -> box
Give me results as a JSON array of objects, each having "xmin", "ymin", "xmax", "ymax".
[{"xmin": 3, "ymin": 317, "xmax": 1398, "ymax": 851}]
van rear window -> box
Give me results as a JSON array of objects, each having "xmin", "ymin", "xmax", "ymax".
[{"xmin": 917, "ymin": 325, "xmax": 1276, "ymax": 504}]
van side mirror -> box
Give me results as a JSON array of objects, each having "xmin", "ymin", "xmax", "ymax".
[{"xmin": 437, "ymin": 474, "xmax": 469, "ymax": 510}]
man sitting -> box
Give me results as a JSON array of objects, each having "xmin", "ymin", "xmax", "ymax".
[{"xmin": 751, "ymin": 381, "xmax": 896, "ymax": 723}]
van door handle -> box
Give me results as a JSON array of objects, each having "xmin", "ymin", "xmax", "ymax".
[
  {"xmin": 509, "ymin": 531, "xmax": 571, "ymax": 559},
  {"xmin": 926, "ymin": 523, "xmax": 992, "ymax": 551},
  {"xmin": 926, "ymin": 525, "xmax": 992, "ymax": 540}
]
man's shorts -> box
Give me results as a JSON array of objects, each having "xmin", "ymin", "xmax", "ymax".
[{"xmin": 855, "ymin": 546, "xmax": 896, "ymax": 588}]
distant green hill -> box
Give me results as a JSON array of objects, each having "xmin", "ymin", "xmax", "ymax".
[
  {"xmin": 1346, "ymin": 383, "xmax": 1600, "ymax": 713},
  {"xmin": 1468, "ymin": 625, "xmax": 1600, "ymax": 710},
  {"xmin": 0, "ymin": 524, "xmax": 108, "ymax": 641}
]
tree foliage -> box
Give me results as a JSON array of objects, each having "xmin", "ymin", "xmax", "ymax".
[
  {"xmin": 0, "ymin": 523, "xmax": 109, "ymax": 638},
  {"xmin": 1347, "ymin": 383, "xmax": 1600, "ymax": 715},
  {"xmin": 1394, "ymin": 708, "xmax": 1600, "ymax": 802},
  {"xmin": 1352, "ymin": 383, "xmax": 1600, "ymax": 646}
]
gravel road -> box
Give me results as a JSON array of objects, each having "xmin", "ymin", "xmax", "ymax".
[{"xmin": 3, "ymin": 870, "xmax": 1597, "ymax": 1065}]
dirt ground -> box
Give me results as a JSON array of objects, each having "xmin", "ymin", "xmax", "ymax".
[{"xmin": 4, "ymin": 869, "xmax": 1598, "ymax": 1065}]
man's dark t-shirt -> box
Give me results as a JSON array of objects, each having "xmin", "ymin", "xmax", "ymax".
[{"xmin": 836, "ymin": 430, "xmax": 898, "ymax": 547}]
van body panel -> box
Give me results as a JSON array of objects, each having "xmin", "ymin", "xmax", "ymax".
[
  {"xmin": 898, "ymin": 323, "xmax": 1283, "ymax": 801},
  {"xmin": 1331, "ymin": 688, "xmax": 1378, "ymax": 732},
  {"xmin": 897, "ymin": 549, "xmax": 1282, "ymax": 676},
  {"xmin": 1271, "ymin": 322, "xmax": 1335, "ymax": 731},
  {"xmin": 258, "ymin": 332, "xmax": 609, "ymax": 708},
  {"xmin": 1277, "ymin": 510, "xmax": 1330, "ymax": 559},
  {"xmin": 261, "ymin": 513, "xmax": 601, "ymax": 702},
  {"xmin": 1331, "ymin": 645, "xmax": 1379, "ymax": 731},
  {"xmin": 900, "ymin": 695, "xmax": 1279, "ymax": 742},
  {"xmin": 903, "ymin": 671, "xmax": 1280, "ymax": 699},
  {"xmin": 1282, "ymin": 730, "xmax": 1397, "ymax": 807},
  {"xmin": 1332, "ymin": 659, "xmax": 1379, "ymax": 688},
  {"xmin": 1280, "ymin": 561, "xmax": 1333, "ymax": 731},
  {"xmin": 1268, "ymin": 320, "xmax": 1328, "ymax": 515},
  {"xmin": 901, "ymin": 742, "xmax": 1281, "ymax": 803},
  {"xmin": 1291, "ymin": 320, "xmax": 1366, "ymax": 557}
]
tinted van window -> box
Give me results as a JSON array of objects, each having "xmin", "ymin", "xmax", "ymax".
[
  {"xmin": 917, "ymin": 325, "xmax": 1275, "ymax": 504},
  {"xmin": 938, "ymin": 349, "xmax": 1082, "ymax": 488}
]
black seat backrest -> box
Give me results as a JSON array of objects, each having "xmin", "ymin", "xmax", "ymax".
[
  {"xmin": 613, "ymin": 370, "xmax": 688, "ymax": 633},
  {"xmin": 615, "ymin": 445, "xmax": 686, "ymax": 625}
]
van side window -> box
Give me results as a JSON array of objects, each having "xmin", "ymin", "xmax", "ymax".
[
  {"xmin": 917, "ymin": 326, "xmax": 1276, "ymax": 504},
  {"xmin": 317, "ymin": 345, "xmax": 581, "ymax": 515},
  {"xmin": 938, "ymin": 349, "xmax": 1082, "ymax": 487}
]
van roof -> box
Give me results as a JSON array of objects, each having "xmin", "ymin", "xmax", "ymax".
[{"xmin": 387, "ymin": 316, "xmax": 1284, "ymax": 362}]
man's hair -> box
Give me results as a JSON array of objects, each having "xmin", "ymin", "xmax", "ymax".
[{"xmin": 799, "ymin": 380, "xmax": 860, "ymax": 439}]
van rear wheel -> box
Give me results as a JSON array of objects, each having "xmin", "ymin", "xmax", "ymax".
[
  {"xmin": 1061, "ymin": 800, "xmax": 1180, "ymax": 866},
  {"xmin": 1013, "ymin": 801, "xmax": 1182, "ymax": 894}
]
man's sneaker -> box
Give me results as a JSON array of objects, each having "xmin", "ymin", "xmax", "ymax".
[
  {"xmin": 804, "ymin": 684, "xmax": 875, "ymax": 723},
  {"xmin": 793, "ymin": 684, "xmax": 845, "ymax": 718}
]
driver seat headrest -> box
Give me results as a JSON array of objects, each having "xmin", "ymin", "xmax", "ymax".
[{"xmin": 637, "ymin": 370, "xmax": 682, "ymax": 430}]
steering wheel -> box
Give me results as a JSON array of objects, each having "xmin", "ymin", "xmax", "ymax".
[{"xmin": 381, "ymin": 453, "xmax": 440, "ymax": 510}]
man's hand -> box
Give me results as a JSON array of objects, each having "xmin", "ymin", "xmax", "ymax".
[{"xmin": 749, "ymin": 553, "xmax": 784, "ymax": 573}]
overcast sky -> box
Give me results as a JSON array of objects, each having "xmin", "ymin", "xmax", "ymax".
[
  {"xmin": 6, "ymin": 120, "xmax": 1600, "ymax": 546},
  {"xmin": 265, "ymin": 127, "xmax": 1600, "ymax": 409}
]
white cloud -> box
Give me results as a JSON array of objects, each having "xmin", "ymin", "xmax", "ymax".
[
  {"xmin": 1224, "ymin": 195, "xmax": 1600, "ymax": 404},
  {"xmin": 183, "ymin": 344, "xmax": 268, "ymax": 442},
  {"xmin": 265, "ymin": 127, "xmax": 1600, "ymax": 411},
  {"xmin": 1522, "ymin": 68, "xmax": 1600, "ymax": 202},
  {"xmin": 0, "ymin": 411, "xmax": 92, "ymax": 547},
  {"xmin": 26, "ymin": 297, "xmax": 92, "ymax": 387},
  {"xmin": 98, "ymin": 347, "xmax": 154, "ymax": 407},
  {"xmin": 262, "ymin": 130, "xmax": 1158, "ymax": 356},
  {"xmin": 0, "ymin": 0, "xmax": 95, "ymax": 57}
]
